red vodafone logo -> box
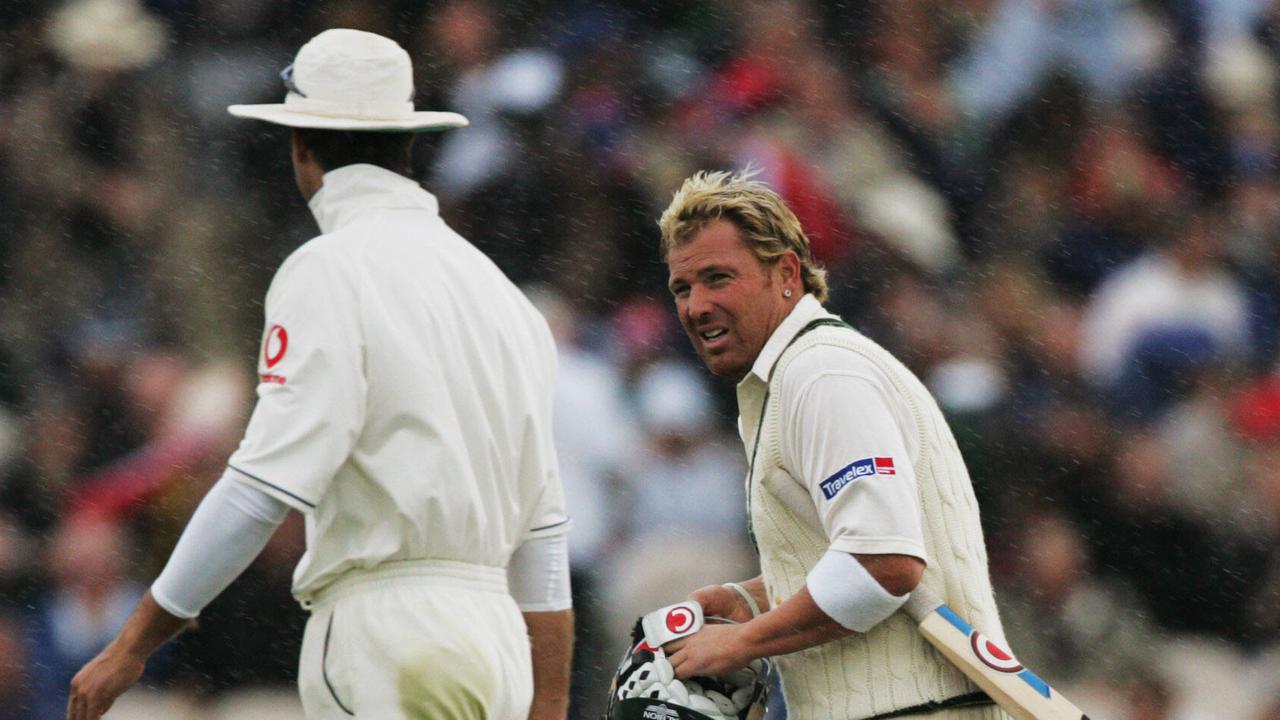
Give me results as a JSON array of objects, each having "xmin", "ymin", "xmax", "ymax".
[
  {"xmin": 264, "ymin": 324, "xmax": 289, "ymax": 369},
  {"xmin": 970, "ymin": 631, "xmax": 1023, "ymax": 674},
  {"xmin": 665, "ymin": 605, "xmax": 695, "ymax": 634}
]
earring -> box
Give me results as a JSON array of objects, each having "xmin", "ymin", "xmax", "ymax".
[{"xmin": 784, "ymin": 289, "xmax": 793, "ymax": 298}]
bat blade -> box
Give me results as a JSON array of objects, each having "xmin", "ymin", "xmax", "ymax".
[{"xmin": 904, "ymin": 588, "xmax": 1089, "ymax": 720}]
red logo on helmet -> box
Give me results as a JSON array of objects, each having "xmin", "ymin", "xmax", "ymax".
[
  {"xmin": 665, "ymin": 606, "xmax": 695, "ymax": 634},
  {"xmin": 264, "ymin": 325, "xmax": 289, "ymax": 369},
  {"xmin": 970, "ymin": 631, "xmax": 1023, "ymax": 674}
]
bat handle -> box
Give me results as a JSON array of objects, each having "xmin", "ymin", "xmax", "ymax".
[{"xmin": 901, "ymin": 584, "xmax": 944, "ymax": 624}]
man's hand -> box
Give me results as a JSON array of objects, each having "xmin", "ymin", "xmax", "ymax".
[
  {"xmin": 689, "ymin": 577, "xmax": 766, "ymax": 625},
  {"xmin": 688, "ymin": 585, "xmax": 754, "ymax": 625},
  {"xmin": 67, "ymin": 646, "xmax": 146, "ymax": 720},
  {"xmin": 665, "ymin": 623, "xmax": 755, "ymax": 679},
  {"xmin": 66, "ymin": 591, "xmax": 190, "ymax": 720}
]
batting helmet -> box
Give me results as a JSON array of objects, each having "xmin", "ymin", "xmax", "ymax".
[{"xmin": 604, "ymin": 616, "xmax": 771, "ymax": 720}]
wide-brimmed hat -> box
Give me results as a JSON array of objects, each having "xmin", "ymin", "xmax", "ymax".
[{"xmin": 228, "ymin": 29, "xmax": 468, "ymax": 132}]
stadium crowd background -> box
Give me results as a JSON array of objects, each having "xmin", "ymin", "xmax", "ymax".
[{"xmin": 2, "ymin": 0, "xmax": 1280, "ymax": 718}]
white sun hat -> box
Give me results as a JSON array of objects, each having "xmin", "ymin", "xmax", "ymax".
[
  {"xmin": 228, "ymin": 28, "xmax": 468, "ymax": 132},
  {"xmin": 47, "ymin": 0, "xmax": 167, "ymax": 72}
]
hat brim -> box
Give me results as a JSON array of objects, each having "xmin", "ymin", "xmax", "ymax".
[{"xmin": 227, "ymin": 104, "xmax": 469, "ymax": 132}]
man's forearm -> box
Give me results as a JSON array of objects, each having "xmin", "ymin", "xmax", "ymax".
[
  {"xmin": 109, "ymin": 591, "xmax": 191, "ymax": 659},
  {"xmin": 739, "ymin": 586, "xmax": 852, "ymax": 657},
  {"xmin": 731, "ymin": 553, "xmax": 924, "ymax": 659},
  {"xmin": 523, "ymin": 609, "xmax": 573, "ymax": 720}
]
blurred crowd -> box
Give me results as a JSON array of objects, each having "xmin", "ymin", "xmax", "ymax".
[{"xmin": 3, "ymin": 0, "xmax": 1280, "ymax": 718}]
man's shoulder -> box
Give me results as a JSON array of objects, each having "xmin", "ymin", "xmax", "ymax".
[
  {"xmin": 275, "ymin": 235, "xmax": 325, "ymax": 268},
  {"xmin": 775, "ymin": 325, "xmax": 915, "ymax": 398},
  {"xmin": 781, "ymin": 323, "xmax": 881, "ymax": 373},
  {"xmin": 266, "ymin": 233, "xmax": 358, "ymax": 298}
]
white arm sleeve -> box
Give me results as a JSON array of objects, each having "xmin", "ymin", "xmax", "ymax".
[
  {"xmin": 151, "ymin": 471, "xmax": 290, "ymax": 619},
  {"xmin": 507, "ymin": 532, "xmax": 572, "ymax": 612}
]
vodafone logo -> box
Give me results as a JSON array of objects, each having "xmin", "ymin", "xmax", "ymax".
[
  {"xmin": 969, "ymin": 631, "xmax": 1023, "ymax": 674},
  {"xmin": 264, "ymin": 324, "xmax": 289, "ymax": 369},
  {"xmin": 665, "ymin": 605, "xmax": 695, "ymax": 634}
]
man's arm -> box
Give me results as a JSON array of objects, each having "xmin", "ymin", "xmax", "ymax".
[
  {"xmin": 507, "ymin": 532, "xmax": 573, "ymax": 720},
  {"xmin": 668, "ymin": 553, "xmax": 923, "ymax": 678},
  {"xmin": 67, "ymin": 592, "xmax": 187, "ymax": 720},
  {"xmin": 67, "ymin": 475, "xmax": 288, "ymax": 720},
  {"xmin": 523, "ymin": 609, "xmax": 574, "ymax": 720}
]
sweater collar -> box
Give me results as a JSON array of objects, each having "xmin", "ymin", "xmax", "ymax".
[
  {"xmin": 743, "ymin": 294, "xmax": 831, "ymax": 384},
  {"xmin": 308, "ymin": 164, "xmax": 438, "ymax": 235}
]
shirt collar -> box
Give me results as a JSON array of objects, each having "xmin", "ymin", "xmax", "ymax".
[
  {"xmin": 743, "ymin": 294, "xmax": 832, "ymax": 384},
  {"xmin": 308, "ymin": 164, "xmax": 439, "ymax": 235}
]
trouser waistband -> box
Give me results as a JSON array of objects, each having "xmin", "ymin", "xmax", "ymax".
[{"xmin": 301, "ymin": 558, "xmax": 508, "ymax": 610}]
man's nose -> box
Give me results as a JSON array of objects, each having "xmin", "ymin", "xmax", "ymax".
[{"xmin": 686, "ymin": 284, "xmax": 712, "ymax": 318}]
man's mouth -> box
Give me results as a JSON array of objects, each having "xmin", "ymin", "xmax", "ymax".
[{"xmin": 699, "ymin": 328, "xmax": 729, "ymax": 350}]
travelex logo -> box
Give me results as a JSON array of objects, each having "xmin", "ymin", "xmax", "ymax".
[
  {"xmin": 820, "ymin": 456, "xmax": 896, "ymax": 500},
  {"xmin": 642, "ymin": 704, "xmax": 679, "ymax": 720}
]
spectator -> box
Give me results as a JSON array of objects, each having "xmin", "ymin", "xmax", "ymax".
[
  {"xmin": 0, "ymin": 612, "xmax": 34, "ymax": 720},
  {"xmin": 950, "ymin": 0, "xmax": 1154, "ymax": 128},
  {"xmin": 998, "ymin": 512, "xmax": 1155, "ymax": 685},
  {"xmin": 1079, "ymin": 206, "xmax": 1251, "ymax": 397},
  {"xmin": 25, "ymin": 519, "xmax": 161, "ymax": 718},
  {"xmin": 526, "ymin": 284, "xmax": 637, "ymax": 718}
]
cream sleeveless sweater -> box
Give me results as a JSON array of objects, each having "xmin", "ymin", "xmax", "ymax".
[{"xmin": 743, "ymin": 321, "xmax": 1007, "ymax": 720}]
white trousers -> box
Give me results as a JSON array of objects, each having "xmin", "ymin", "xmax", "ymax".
[{"xmin": 297, "ymin": 560, "xmax": 533, "ymax": 719}]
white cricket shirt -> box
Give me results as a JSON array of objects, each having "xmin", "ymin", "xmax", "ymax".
[{"xmin": 227, "ymin": 164, "xmax": 568, "ymax": 603}]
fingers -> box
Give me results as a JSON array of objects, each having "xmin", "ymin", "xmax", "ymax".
[
  {"xmin": 690, "ymin": 585, "xmax": 754, "ymax": 624},
  {"xmin": 68, "ymin": 662, "xmax": 121, "ymax": 720},
  {"xmin": 689, "ymin": 585, "xmax": 734, "ymax": 615},
  {"xmin": 67, "ymin": 691, "xmax": 96, "ymax": 720},
  {"xmin": 68, "ymin": 676, "xmax": 87, "ymax": 720},
  {"xmin": 67, "ymin": 688, "xmax": 95, "ymax": 720},
  {"xmin": 667, "ymin": 648, "xmax": 691, "ymax": 679}
]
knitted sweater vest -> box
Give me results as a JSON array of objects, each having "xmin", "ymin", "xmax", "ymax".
[{"xmin": 745, "ymin": 323, "xmax": 1006, "ymax": 720}]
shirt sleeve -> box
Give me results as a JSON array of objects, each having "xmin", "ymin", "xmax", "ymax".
[
  {"xmin": 226, "ymin": 246, "xmax": 367, "ymax": 511},
  {"xmin": 781, "ymin": 354, "xmax": 927, "ymax": 562},
  {"xmin": 521, "ymin": 322, "xmax": 571, "ymax": 541}
]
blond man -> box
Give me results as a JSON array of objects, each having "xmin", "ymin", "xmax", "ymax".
[{"xmin": 659, "ymin": 170, "xmax": 1010, "ymax": 720}]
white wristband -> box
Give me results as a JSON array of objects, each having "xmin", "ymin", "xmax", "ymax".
[
  {"xmin": 722, "ymin": 582, "xmax": 762, "ymax": 618},
  {"xmin": 806, "ymin": 550, "xmax": 908, "ymax": 633}
]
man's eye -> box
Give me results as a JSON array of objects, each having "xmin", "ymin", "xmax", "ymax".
[{"xmin": 708, "ymin": 274, "xmax": 729, "ymax": 284}]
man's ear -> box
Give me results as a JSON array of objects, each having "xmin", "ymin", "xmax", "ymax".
[
  {"xmin": 778, "ymin": 250, "xmax": 802, "ymax": 289},
  {"xmin": 291, "ymin": 129, "xmax": 308, "ymax": 165}
]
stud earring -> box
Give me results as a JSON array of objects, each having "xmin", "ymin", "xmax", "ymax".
[{"xmin": 784, "ymin": 289, "xmax": 793, "ymax": 298}]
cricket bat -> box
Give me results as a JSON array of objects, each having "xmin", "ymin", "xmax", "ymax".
[{"xmin": 902, "ymin": 586, "xmax": 1089, "ymax": 720}]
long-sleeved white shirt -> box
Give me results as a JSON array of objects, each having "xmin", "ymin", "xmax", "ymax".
[{"xmin": 227, "ymin": 164, "xmax": 569, "ymax": 603}]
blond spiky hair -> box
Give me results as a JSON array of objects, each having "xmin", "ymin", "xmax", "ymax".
[{"xmin": 657, "ymin": 169, "xmax": 829, "ymax": 302}]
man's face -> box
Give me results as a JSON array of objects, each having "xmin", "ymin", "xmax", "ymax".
[{"xmin": 667, "ymin": 219, "xmax": 793, "ymax": 380}]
